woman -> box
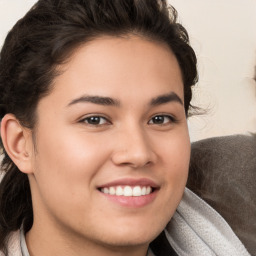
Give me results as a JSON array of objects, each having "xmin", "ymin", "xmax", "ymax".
[{"xmin": 0, "ymin": 0, "xmax": 250, "ymax": 255}]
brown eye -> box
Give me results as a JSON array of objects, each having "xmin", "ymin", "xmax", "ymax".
[
  {"xmin": 81, "ymin": 116, "xmax": 109, "ymax": 125},
  {"xmin": 148, "ymin": 115, "xmax": 175, "ymax": 125}
]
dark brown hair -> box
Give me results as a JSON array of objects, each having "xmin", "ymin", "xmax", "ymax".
[{"xmin": 0, "ymin": 0, "xmax": 198, "ymax": 253}]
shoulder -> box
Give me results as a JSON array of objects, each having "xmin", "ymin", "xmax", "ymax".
[{"xmin": 0, "ymin": 230, "xmax": 22, "ymax": 256}]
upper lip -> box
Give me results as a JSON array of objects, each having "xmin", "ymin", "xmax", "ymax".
[{"xmin": 98, "ymin": 178, "xmax": 159, "ymax": 189}]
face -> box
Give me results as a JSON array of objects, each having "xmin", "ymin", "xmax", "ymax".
[{"xmin": 28, "ymin": 35, "xmax": 190, "ymax": 253}]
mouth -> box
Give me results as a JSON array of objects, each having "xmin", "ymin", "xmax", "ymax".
[
  {"xmin": 97, "ymin": 178, "xmax": 159, "ymax": 207},
  {"xmin": 98, "ymin": 185, "xmax": 155, "ymax": 197}
]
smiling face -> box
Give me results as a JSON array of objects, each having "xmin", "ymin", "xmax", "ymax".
[{"xmin": 26, "ymin": 35, "xmax": 190, "ymax": 255}]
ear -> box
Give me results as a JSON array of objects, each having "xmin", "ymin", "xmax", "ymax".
[{"xmin": 1, "ymin": 114, "xmax": 34, "ymax": 174}]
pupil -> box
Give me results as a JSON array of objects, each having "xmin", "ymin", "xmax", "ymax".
[
  {"xmin": 153, "ymin": 116, "xmax": 164, "ymax": 124},
  {"xmin": 89, "ymin": 117, "xmax": 100, "ymax": 124}
]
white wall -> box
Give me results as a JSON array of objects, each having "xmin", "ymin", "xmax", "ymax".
[
  {"xmin": 169, "ymin": 0, "xmax": 256, "ymax": 141},
  {"xmin": 0, "ymin": 0, "xmax": 37, "ymax": 43},
  {"xmin": 0, "ymin": 0, "xmax": 256, "ymax": 142}
]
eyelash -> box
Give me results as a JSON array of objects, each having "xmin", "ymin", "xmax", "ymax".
[
  {"xmin": 79, "ymin": 116, "xmax": 110, "ymax": 126},
  {"xmin": 79, "ymin": 114, "xmax": 177, "ymax": 127},
  {"xmin": 148, "ymin": 114, "xmax": 177, "ymax": 125}
]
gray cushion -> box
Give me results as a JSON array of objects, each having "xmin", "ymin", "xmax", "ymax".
[{"xmin": 188, "ymin": 134, "xmax": 256, "ymax": 255}]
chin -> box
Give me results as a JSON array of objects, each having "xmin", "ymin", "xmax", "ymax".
[
  {"xmin": 99, "ymin": 222, "xmax": 164, "ymax": 247},
  {"xmin": 98, "ymin": 233, "xmax": 155, "ymax": 248},
  {"xmin": 94, "ymin": 207, "xmax": 173, "ymax": 247}
]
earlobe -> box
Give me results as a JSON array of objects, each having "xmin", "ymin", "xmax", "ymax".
[{"xmin": 1, "ymin": 114, "xmax": 34, "ymax": 174}]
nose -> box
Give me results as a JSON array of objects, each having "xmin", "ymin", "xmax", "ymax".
[{"xmin": 111, "ymin": 126, "xmax": 156, "ymax": 168}]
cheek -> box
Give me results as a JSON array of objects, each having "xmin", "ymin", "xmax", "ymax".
[
  {"xmin": 169, "ymin": 137, "xmax": 190, "ymax": 185},
  {"xmin": 159, "ymin": 127, "xmax": 190, "ymax": 171},
  {"xmin": 157, "ymin": 128, "xmax": 190, "ymax": 207},
  {"xmin": 32, "ymin": 127, "xmax": 111, "ymax": 199}
]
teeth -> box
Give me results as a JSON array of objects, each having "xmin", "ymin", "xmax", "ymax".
[
  {"xmin": 124, "ymin": 186, "xmax": 133, "ymax": 196},
  {"xmin": 100, "ymin": 185, "xmax": 153, "ymax": 196},
  {"xmin": 109, "ymin": 187, "xmax": 115, "ymax": 195},
  {"xmin": 103, "ymin": 187, "xmax": 109, "ymax": 194},
  {"xmin": 116, "ymin": 186, "xmax": 123, "ymax": 196},
  {"xmin": 132, "ymin": 186, "xmax": 141, "ymax": 196},
  {"xmin": 146, "ymin": 186, "xmax": 151, "ymax": 195}
]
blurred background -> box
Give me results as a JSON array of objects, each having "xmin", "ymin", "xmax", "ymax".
[{"xmin": 0, "ymin": 0, "xmax": 255, "ymax": 142}]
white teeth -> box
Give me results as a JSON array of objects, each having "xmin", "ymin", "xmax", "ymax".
[
  {"xmin": 101, "ymin": 185, "xmax": 153, "ymax": 197},
  {"xmin": 141, "ymin": 187, "xmax": 146, "ymax": 195},
  {"xmin": 109, "ymin": 187, "xmax": 115, "ymax": 195},
  {"xmin": 146, "ymin": 187, "xmax": 152, "ymax": 194},
  {"xmin": 116, "ymin": 186, "xmax": 123, "ymax": 196},
  {"xmin": 103, "ymin": 187, "xmax": 109, "ymax": 194},
  {"xmin": 132, "ymin": 186, "xmax": 142, "ymax": 196},
  {"xmin": 123, "ymin": 186, "xmax": 133, "ymax": 196}
]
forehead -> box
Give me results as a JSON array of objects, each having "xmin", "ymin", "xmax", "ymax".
[{"xmin": 45, "ymin": 35, "xmax": 184, "ymax": 106}]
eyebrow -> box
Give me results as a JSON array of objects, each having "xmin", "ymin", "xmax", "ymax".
[
  {"xmin": 67, "ymin": 91, "xmax": 183, "ymax": 108},
  {"xmin": 67, "ymin": 95, "xmax": 120, "ymax": 107},
  {"xmin": 150, "ymin": 92, "xmax": 183, "ymax": 106}
]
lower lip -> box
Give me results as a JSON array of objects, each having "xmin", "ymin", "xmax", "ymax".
[{"xmin": 99, "ymin": 190, "xmax": 158, "ymax": 208}]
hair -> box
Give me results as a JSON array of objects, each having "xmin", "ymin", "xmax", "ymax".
[{"xmin": 0, "ymin": 0, "xmax": 198, "ymax": 253}]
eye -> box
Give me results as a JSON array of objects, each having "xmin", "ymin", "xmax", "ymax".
[
  {"xmin": 80, "ymin": 116, "xmax": 110, "ymax": 125},
  {"xmin": 148, "ymin": 115, "xmax": 176, "ymax": 125}
]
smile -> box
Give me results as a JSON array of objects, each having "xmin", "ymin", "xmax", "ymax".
[
  {"xmin": 97, "ymin": 178, "xmax": 159, "ymax": 207},
  {"xmin": 100, "ymin": 185, "xmax": 152, "ymax": 197}
]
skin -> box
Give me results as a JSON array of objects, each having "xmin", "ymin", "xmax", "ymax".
[{"xmin": 1, "ymin": 35, "xmax": 190, "ymax": 256}]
